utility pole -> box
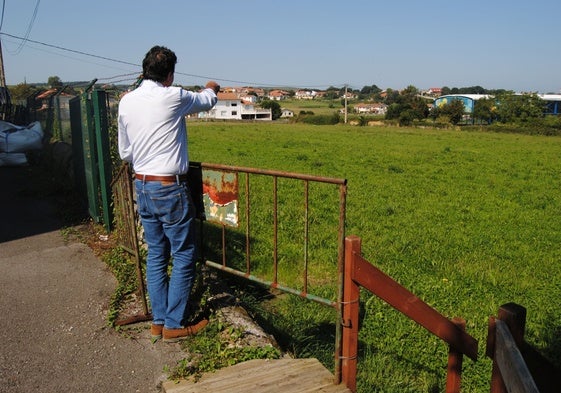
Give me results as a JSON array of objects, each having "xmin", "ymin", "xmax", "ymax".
[
  {"xmin": 0, "ymin": 38, "xmax": 8, "ymax": 120},
  {"xmin": 344, "ymin": 84, "xmax": 348, "ymax": 124},
  {"xmin": 0, "ymin": 39, "xmax": 6, "ymax": 88}
]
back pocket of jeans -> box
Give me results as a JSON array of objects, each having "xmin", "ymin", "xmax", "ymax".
[{"xmin": 152, "ymin": 192, "xmax": 184, "ymax": 224}]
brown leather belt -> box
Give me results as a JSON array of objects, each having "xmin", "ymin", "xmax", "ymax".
[{"xmin": 134, "ymin": 174, "xmax": 188, "ymax": 182}]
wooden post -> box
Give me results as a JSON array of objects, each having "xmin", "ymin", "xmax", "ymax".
[
  {"xmin": 445, "ymin": 317, "xmax": 466, "ymax": 393},
  {"xmin": 489, "ymin": 303, "xmax": 527, "ymax": 393},
  {"xmin": 488, "ymin": 315, "xmax": 507, "ymax": 393},
  {"xmin": 341, "ymin": 236, "xmax": 361, "ymax": 393},
  {"xmin": 498, "ymin": 303, "xmax": 527, "ymax": 345}
]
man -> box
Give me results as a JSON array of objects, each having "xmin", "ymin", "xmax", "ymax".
[{"xmin": 118, "ymin": 45, "xmax": 220, "ymax": 342}]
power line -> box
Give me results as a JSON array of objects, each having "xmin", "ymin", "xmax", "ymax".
[
  {"xmin": 97, "ymin": 72, "xmax": 139, "ymax": 82},
  {"xmin": 0, "ymin": 32, "xmax": 139, "ymax": 67},
  {"xmin": 0, "ymin": 32, "xmax": 277, "ymax": 86},
  {"xmin": 2, "ymin": 35, "xmax": 137, "ymax": 76},
  {"xmin": 11, "ymin": 0, "xmax": 41, "ymax": 55},
  {"xmin": 0, "ymin": 31, "xmax": 353, "ymax": 90}
]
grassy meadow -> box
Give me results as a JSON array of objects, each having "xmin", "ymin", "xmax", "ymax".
[
  {"xmin": 280, "ymin": 97, "xmax": 343, "ymax": 115},
  {"xmin": 187, "ymin": 121, "xmax": 561, "ymax": 392}
]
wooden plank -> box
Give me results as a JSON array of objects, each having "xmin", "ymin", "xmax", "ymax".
[
  {"xmin": 163, "ymin": 358, "xmax": 352, "ymax": 393},
  {"xmin": 352, "ymin": 254, "xmax": 478, "ymax": 361},
  {"xmin": 495, "ymin": 320, "xmax": 539, "ymax": 393}
]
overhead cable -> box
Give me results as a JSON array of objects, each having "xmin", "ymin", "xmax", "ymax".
[
  {"xmin": 1, "ymin": 31, "xmax": 351, "ymax": 89},
  {"xmin": 11, "ymin": 0, "xmax": 41, "ymax": 55}
]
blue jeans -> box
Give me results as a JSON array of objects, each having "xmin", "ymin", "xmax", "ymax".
[{"xmin": 135, "ymin": 179, "xmax": 197, "ymax": 329}]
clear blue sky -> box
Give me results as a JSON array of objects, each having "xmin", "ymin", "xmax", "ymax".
[{"xmin": 1, "ymin": 0, "xmax": 560, "ymax": 93}]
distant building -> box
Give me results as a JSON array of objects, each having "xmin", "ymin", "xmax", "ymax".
[
  {"xmin": 280, "ymin": 108, "xmax": 294, "ymax": 118},
  {"xmin": 434, "ymin": 93, "xmax": 561, "ymax": 116},
  {"xmin": 268, "ymin": 90, "xmax": 289, "ymax": 101},
  {"xmin": 35, "ymin": 88, "xmax": 75, "ymax": 119},
  {"xmin": 341, "ymin": 91, "xmax": 358, "ymax": 100},
  {"xmin": 426, "ymin": 87, "xmax": 442, "ymax": 96},
  {"xmin": 433, "ymin": 94, "xmax": 491, "ymax": 114},
  {"xmin": 294, "ymin": 90, "xmax": 317, "ymax": 100},
  {"xmin": 538, "ymin": 94, "xmax": 561, "ymax": 115},
  {"xmin": 200, "ymin": 92, "xmax": 272, "ymax": 120},
  {"xmin": 354, "ymin": 103, "xmax": 387, "ymax": 115},
  {"xmin": 239, "ymin": 94, "xmax": 257, "ymax": 104}
]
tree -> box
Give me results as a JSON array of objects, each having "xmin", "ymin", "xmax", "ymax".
[
  {"xmin": 384, "ymin": 85, "xmax": 429, "ymax": 122},
  {"xmin": 324, "ymin": 86, "xmax": 340, "ymax": 100},
  {"xmin": 9, "ymin": 82, "xmax": 37, "ymax": 102},
  {"xmin": 383, "ymin": 88, "xmax": 400, "ymax": 105},
  {"xmin": 473, "ymin": 97, "xmax": 495, "ymax": 124},
  {"xmin": 48, "ymin": 76, "xmax": 63, "ymax": 88},
  {"xmin": 430, "ymin": 99, "xmax": 465, "ymax": 125},
  {"xmin": 260, "ymin": 99, "xmax": 282, "ymax": 120},
  {"xmin": 385, "ymin": 103, "xmax": 401, "ymax": 120},
  {"xmin": 359, "ymin": 84, "xmax": 382, "ymax": 99},
  {"xmin": 442, "ymin": 100, "xmax": 465, "ymax": 125},
  {"xmin": 401, "ymin": 85, "xmax": 419, "ymax": 97},
  {"xmin": 399, "ymin": 109, "xmax": 415, "ymax": 126},
  {"xmin": 494, "ymin": 92, "xmax": 546, "ymax": 123}
]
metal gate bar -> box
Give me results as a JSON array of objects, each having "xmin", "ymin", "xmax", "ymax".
[
  {"xmin": 111, "ymin": 162, "xmax": 150, "ymax": 325},
  {"xmin": 199, "ymin": 162, "xmax": 347, "ymax": 383}
]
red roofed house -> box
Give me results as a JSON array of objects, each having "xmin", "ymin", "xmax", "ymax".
[{"xmin": 268, "ymin": 90, "xmax": 289, "ymax": 101}]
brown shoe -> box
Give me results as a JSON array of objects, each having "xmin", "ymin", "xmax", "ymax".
[
  {"xmin": 151, "ymin": 324, "xmax": 163, "ymax": 340},
  {"xmin": 163, "ymin": 319, "xmax": 209, "ymax": 343}
]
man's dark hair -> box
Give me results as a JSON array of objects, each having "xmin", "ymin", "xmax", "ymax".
[{"xmin": 142, "ymin": 46, "xmax": 177, "ymax": 83}]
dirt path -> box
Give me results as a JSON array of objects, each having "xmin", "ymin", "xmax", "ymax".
[{"xmin": 0, "ymin": 166, "xmax": 186, "ymax": 393}]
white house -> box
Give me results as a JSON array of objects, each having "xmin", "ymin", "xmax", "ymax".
[
  {"xmin": 239, "ymin": 94, "xmax": 258, "ymax": 104},
  {"xmin": 280, "ymin": 108, "xmax": 294, "ymax": 118},
  {"xmin": 295, "ymin": 90, "xmax": 317, "ymax": 100},
  {"xmin": 354, "ymin": 103, "xmax": 387, "ymax": 115},
  {"xmin": 200, "ymin": 92, "xmax": 272, "ymax": 120}
]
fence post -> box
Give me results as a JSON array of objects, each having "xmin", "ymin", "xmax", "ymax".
[
  {"xmin": 446, "ymin": 317, "xmax": 466, "ymax": 393},
  {"xmin": 488, "ymin": 303, "xmax": 527, "ymax": 393},
  {"xmin": 91, "ymin": 89, "xmax": 113, "ymax": 232},
  {"xmin": 342, "ymin": 235, "xmax": 361, "ymax": 393}
]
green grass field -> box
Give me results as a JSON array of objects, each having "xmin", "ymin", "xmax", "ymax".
[
  {"xmin": 278, "ymin": 98, "xmax": 343, "ymax": 116},
  {"xmin": 187, "ymin": 121, "xmax": 561, "ymax": 392}
]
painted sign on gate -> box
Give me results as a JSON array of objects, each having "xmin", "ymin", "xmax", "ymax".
[{"xmin": 202, "ymin": 169, "xmax": 239, "ymax": 227}]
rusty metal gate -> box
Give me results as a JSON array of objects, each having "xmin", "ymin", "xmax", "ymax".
[
  {"xmin": 111, "ymin": 162, "xmax": 150, "ymax": 324},
  {"xmin": 111, "ymin": 159, "xmax": 347, "ymax": 381},
  {"xmin": 198, "ymin": 162, "xmax": 347, "ymax": 382}
]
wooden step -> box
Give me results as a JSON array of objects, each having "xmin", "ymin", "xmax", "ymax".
[{"xmin": 162, "ymin": 358, "xmax": 352, "ymax": 393}]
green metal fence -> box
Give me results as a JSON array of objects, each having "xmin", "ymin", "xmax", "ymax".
[{"xmin": 68, "ymin": 83, "xmax": 113, "ymax": 232}]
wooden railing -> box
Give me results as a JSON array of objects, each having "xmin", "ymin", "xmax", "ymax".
[
  {"xmin": 341, "ymin": 236, "xmax": 478, "ymax": 392},
  {"xmin": 487, "ymin": 303, "xmax": 561, "ymax": 393}
]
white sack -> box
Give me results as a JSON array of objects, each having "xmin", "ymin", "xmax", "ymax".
[
  {"xmin": 0, "ymin": 121, "xmax": 43, "ymax": 153},
  {"xmin": 0, "ymin": 152, "xmax": 28, "ymax": 166}
]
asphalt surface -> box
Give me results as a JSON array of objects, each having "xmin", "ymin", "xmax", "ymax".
[{"xmin": 0, "ymin": 165, "xmax": 185, "ymax": 393}]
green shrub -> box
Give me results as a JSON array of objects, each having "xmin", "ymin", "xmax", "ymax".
[{"xmin": 298, "ymin": 112, "xmax": 340, "ymax": 125}]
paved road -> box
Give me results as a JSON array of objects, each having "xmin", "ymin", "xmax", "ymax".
[{"xmin": 0, "ymin": 165, "xmax": 184, "ymax": 393}]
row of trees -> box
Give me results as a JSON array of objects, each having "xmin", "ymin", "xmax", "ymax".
[
  {"xmin": 326, "ymin": 84, "xmax": 508, "ymax": 102},
  {"xmin": 374, "ymin": 85, "xmax": 555, "ymax": 127},
  {"xmin": 8, "ymin": 76, "xmax": 78, "ymax": 102},
  {"xmin": 8, "ymin": 77, "xmax": 558, "ymax": 131},
  {"xmin": 263, "ymin": 83, "xmax": 557, "ymax": 127}
]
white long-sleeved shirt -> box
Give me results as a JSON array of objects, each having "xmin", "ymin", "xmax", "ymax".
[{"xmin": 118, "ymin": 79, "xmax": 217, "ymax": 175}]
